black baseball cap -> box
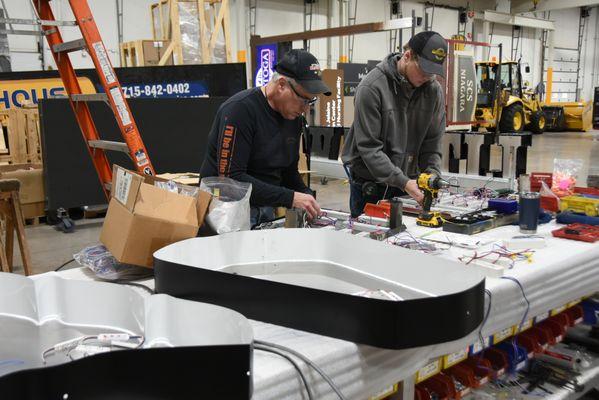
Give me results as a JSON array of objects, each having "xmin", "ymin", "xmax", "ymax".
[
  {"xmin": 275, "ymin": 49, "xmax": 332, "ymax": 96},
  {"xmin": 408, "ymin": 31, "xmax": 448, "ymax": 77}
]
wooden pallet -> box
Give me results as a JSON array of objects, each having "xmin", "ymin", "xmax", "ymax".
[
  {"xmin": 83, "ymin": 205, "xmax": 108, "ymax": 219},
  {"xmin": 24, "ymin": 216, "xmax": 43, "ymax": 226},
  {"xmin": 150, "ymin": 0, "xmax": 232, "ymax": 65},
  {"xmin": 0, "ymin": 108, "xmax": 42, "ymax": 165},
  {"xmin": 22, "ymin": 202, "xmax": 45, "ymax": 222},
  {"xmin": 120, "ymin": 40, "xmax": 173, "ymax": 67}
]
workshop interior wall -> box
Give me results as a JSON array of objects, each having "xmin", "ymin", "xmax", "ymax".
[
  {"xmin": 2, "ymin": 0, "xmax": 597, "ymax": 101},
  {"xmin": 2, "ymin": 0, "xmax": 155, "ymax": 71}
]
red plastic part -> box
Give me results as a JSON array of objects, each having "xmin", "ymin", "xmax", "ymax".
[
  {"xmin": 446, "ymin": 363, "xmax": 477, "ymax": 389},
  {"xmin": 462, "ymin": 357, "xmax": 493, "ymax": 385},
  {"xmin": 564, "ymin": 305, "xmax": 584, "ymax": 326},
  {"xmin": 552, "ymin": 223, "xmax": 599, "ymax": 243},
  {"xmin": 482, "ymin": 348, "xmax": 509, "ymax": 377},
  {"xmin": 541, "ymin": 195, "xmax": 560, "ymax": 212},
  {"xmin": 531, "ymin": 172, "xmax": 553, "ymax": 192},
  {"xmin": 415, "ymin": 385, "xmax": 433, "ymax": 400},
  {"xmin": 515, "ymin": 332, "xmax": 543, "ymax": 355},
  {"xmin": 530, "ymin": 326, "xmax": 553, "ymax": 348},
  {"xmin": 574, "ymin": 187, "xmax": 599, "ymax": 196},
  {"xmin": 538, "ymin": 319, "xmax": 565, "ymax": 343},
  {"xmin": 363, "ymin": 201, "xmax": 390, "ymax": 219},
  {"xmin": 420, "ymin": 373, "xmax": 456, "ymax": 400},
  {"xmin": 551, "ymin": 313, "xmax": 571, "ymax": 331}
]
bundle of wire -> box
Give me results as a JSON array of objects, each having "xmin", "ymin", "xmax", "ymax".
[
  {"xmin": 458, "ymin": 243, "xmax": 534, "ymax": 269},
  {"xmin": 386, "ymin": 231, "xmax": 441, "ymax": 253},
  {"xmin": 309, "ymin": 214, "xmax": 338, "ymax": 228},
  {"xmin": 42, "ymin": 333, "xmax": 144, "ymax": 363},
  {"xmin": 436, "ymin": 176, "xmax": 501, "ymax": 210}
]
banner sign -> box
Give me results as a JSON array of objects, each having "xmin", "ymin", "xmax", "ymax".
[
  {"xmin": 452, "ymin": 51, "xmax": 477, "ymax": 127},
  {"xmin": 0, "ymin": 63, "xmax": 246, "ymax": 109},
  {"xmin": 338, "ymin": 62, "xmax": 378, "ymax": 96},
  {"xmin": 254, "ymin": 43, "xmax": 277, "ymax": 87},
  {"xmin": 319, "ymin": 69, "xmax": 344, "ymax": 127}
]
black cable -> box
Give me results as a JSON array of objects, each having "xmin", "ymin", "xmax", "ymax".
[
  {"xmin": 255, "ymin": 345, "xmax": 313, "ymax": 400},
  {"xmin": 501, "ymin": 276, "xmax": 530, "ymax": 333},
  {"xmin": 478, "ymin": 289, "xmax": 493, "ymax": 352},
  {"xmin": 255, "ymin": 340, "xmax": 347, "ymax": 400},
  {"xmin": 55, "ymin": 258, "xmax": 76, "ymax": 272},
  {"xmin": 501, "ymin": 276, "xmax": 530, "ymax": 368},
  {"xmin": 473, "ymin": 289, "xmax": 496, "ymax": 377}
]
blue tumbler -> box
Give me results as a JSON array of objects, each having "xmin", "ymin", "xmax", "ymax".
[{"xmin": 519, "ymin": 192, "xmax": 540, "ymax": 234}]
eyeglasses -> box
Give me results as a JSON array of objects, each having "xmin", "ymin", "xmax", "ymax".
[{"xmin": 288, "ymin": 81, "xmax": 318, "ymax": 106}]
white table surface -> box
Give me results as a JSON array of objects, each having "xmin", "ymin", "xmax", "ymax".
[{"xmin": 57, "ymin": 216, "xmax": 599, "ymax": 400}]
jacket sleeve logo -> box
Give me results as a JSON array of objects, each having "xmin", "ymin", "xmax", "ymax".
[{"xmin": 218, "ymin": 124, "xmax": 236, "ymax": 175}]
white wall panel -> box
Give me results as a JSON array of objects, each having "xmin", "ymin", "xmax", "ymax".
[{"xmin": 1, "ymin": 0, "xmax": 596, "ymax": 103}]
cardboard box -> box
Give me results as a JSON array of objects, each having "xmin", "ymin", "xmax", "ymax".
[
  {"xmin": 0, "ymin": 164, "xmax": 44, "ymax": 204},
  {"xmin": 142, "ymin": 40, "xmax": 173, "ymax": 66},
  {"xmin": 156, "ymin": 172, "xmax": 200, "ymax": 186},
  {"xmin": 100, "ymin": 165, "xmax": 211, "ymax": 268}
]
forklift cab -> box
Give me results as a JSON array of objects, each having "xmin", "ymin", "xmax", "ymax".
[
  {"xmin": 501, "ymin": 61, "xmax": 523, "ymax": 98},
  {"xmin": 476, "ymin": 62, "xmax": 498, "ymax": 108},
  {"xmin": 476, "ymin": 61, "xmax": 523, "ymax": 107}
]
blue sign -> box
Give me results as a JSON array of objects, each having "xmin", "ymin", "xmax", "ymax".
[
  {"xmin": 254, "ymin": 43, "xmax": 277, "ymax": 87},
  {"xmin": 118, "ymin": 81, "xmax": 208, "ymax": 99}
]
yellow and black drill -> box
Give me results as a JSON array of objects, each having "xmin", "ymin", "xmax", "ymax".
[{"xmin": 416, "ymin": 173, "xmax": 450, "ymax": 227}]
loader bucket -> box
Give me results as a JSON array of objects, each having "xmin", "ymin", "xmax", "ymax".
[{"xmin": 561, "ymin": 101, "xmax": 593, "ymax": 131}]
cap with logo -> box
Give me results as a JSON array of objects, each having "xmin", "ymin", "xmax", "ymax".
[
  {"xmin": 407, "ymin": 31, "xmax": 448, "ymax": 77},
  {"xmin": 275, "ymin": 49, "xmax": 332, "ymax": 96}
]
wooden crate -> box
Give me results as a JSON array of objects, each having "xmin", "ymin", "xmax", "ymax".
[
  {"xmin": 0, "ymin": 164, "xmax": 46, "ymax": 222},
  {"xmin": 22, "ymin": 201, "xmax": 45, "ymax": 222},
  {"xmin": 0, "ymin": 108, "xmax": 42, "ymax": 165},
  {"xmin": 120, "ymin": 40, "xmax": 174, "ymax": 67},
  {"xmin": 150, "ymin": 0, "xmax": 232, "ymax": 65}
]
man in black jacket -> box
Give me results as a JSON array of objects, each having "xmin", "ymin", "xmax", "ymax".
[{"xmin": 201, "ymin": 49, "xmax": 331, "ymax": 226}]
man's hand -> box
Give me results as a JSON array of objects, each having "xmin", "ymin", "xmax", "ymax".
[
  {"xmin": 404, "ymin": 179, "xmax": 424, "ymax": 205},
  {"xmin": 293, "ymin": 192, "xmax": 321, "ymax": 220}
]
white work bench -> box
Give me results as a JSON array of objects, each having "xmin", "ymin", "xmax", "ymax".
[{"xmin": 56, "ymin": 215, "xmax": 599, "ymax": 400}]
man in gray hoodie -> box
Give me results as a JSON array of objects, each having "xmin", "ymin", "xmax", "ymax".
[{"xmin": 341, "ymin": 31, "xmax": 448, "ymax": 217}]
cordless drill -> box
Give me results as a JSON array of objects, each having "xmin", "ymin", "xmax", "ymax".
[{"xmin": 416, "ymin": 173, "xmax": 450, "ymax": 227}]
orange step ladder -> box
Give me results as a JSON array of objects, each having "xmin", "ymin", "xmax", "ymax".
[{"xmin": 32, "ymin": 0, "xmax": 155, "ymax": 198}]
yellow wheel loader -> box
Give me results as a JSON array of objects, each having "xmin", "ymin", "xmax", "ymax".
[{"xmin": 473, "ymin": 60, "xmax": 546, "ymax": 134}]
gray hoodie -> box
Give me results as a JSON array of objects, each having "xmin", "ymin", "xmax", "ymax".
[{"xmin": 341, "ymin": 53, "xmax": 445, "ymax": 190}]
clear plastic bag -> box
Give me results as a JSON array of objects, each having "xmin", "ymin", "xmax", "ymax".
[
  {"xmin": 179, "ymin": 185, "xmax": 200, "ymax": 198},
  {"xmin": 74, "ymin": 245, "xmax": 153, "ymax": 281},
  {"xmin": 552, "ymin": 158, "xmax": 583, "ymax": 196},
  {"xmin": 200, "ymin": 177, "xmax": 252, "ymax": 234},
  {"xmin": 154, "ymin": 180, "xmax": 179, "ymax": 194},
  {"xmin": 540, "ymin": 180, "xmax": 559, "ymax": 200},
  {"xmin": 178, "ymin": 2, "xmax": 202, "ymax": 64},
  {"xmin": 177, "ymin": 1, "xmax": 226, "ymax": 64},
  {"xmin": 154, "ymin": 180, "xmax": 200, "ymax": 198}
]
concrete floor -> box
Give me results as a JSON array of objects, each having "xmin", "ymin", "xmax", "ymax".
[{"xmin": 9, "ymin": 130, "xmax": 599, "ymax": 276}]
